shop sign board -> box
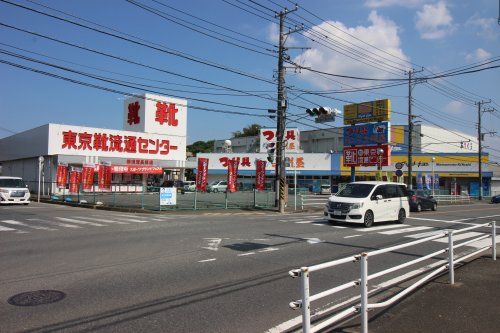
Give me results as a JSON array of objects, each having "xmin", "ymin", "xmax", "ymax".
[
  {"xmin": 123, "ymin": 93, "xmax": 187, "ymax": 137},
  {"xmin": 196, "ymin": 158, "xmax": 209, "ymax": 191},
  {"xmin": 111, "ymin": 165, "xmax": 163, "ymax": 174},
  {"xmin": 343, "ymin": 122, "xmax": 391, "ymax": 146},
  {"xmin": 48, "ymin": 124, "xmax": 186, "ymax": 162},
  {"xmin": 160, "ymin": 187, "xmax": 177, "ymax": 206},
  {"xmin": 259, "ymin": 128, "xmax": 300, "ymax": 153},
  {"xmin": 343, "ymin": 144, "xmax": 391, "ymax": 167},
  {"xmin": 56, "ymin": 163, "xmax": 68, "ymax": 189},
  {"xmin": 343, "ymin": 99, "xmax": 391, "ymax": 125},
  {"xmin": 255, "ymin": 159, "xmax": 266, "ymax": 190},
  {"xmin": 82, "ymin": 165, "xmax": 94, "ymax": 191},
  {"xmin": 227, "ymin": 159, "xmax": 239, "ymax": 193}
]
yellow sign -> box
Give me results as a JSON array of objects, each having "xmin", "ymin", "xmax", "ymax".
[{"xmin": 343, "ymin": 99, "xmax": 391, "ymax": 125}]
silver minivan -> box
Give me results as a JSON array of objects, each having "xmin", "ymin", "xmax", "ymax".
[{"xmin": 0, "ymin": 176, "xmax": 31, "ymax": 205}]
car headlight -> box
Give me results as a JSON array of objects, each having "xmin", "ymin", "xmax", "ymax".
[{"xmin": 350, "ymin": 203, "xmax": 363, "ymax": 209}]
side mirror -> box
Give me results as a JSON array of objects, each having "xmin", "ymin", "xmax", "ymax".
[{"xmin": 376, "ymin": 194, "xmax": 383, "ymax": 200}]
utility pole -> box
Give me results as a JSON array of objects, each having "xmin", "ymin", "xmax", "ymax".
[
  {"xmin": 476, "ymin": 100, "xmax": 492, "ymax": 200},
  {"xmin": 275, "ymin": 6, "xmax": 300, "ymax": 213},
  {"xmin": 406, "ymin": 68, "xmax": 423, "ymax": 190}
]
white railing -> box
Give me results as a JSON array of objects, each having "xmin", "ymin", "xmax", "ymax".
[
  {"xmin": 299, "ymin": 194, "xmax": 330, "ymax": 210},
  {"xmin": 432, "ymin": 194, "xmax": 471, "ymax": 204},
  {"xmin": 288, "ymin": 221, "xmax": 497, "ymax": 333}
]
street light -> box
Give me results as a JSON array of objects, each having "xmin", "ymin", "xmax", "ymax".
[
  {"xmin": 377, "ymin": 148, "xmax": 384, "ymax": 172},
  {"xmin": 431, "ymin": 156, "xmax": 436, "ymax": 197},
  {"xmin": 37, "ymin": 156, "xmax": 44, "ymax": 203}
]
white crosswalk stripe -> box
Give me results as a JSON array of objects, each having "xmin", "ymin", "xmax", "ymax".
[
  {"xmin": 1, "ymin": 220, "xmax": 57, "ymax": 231},
  {"xmin": 404, "ymin": 230, "xmax": 443, "ymax": 239},
  {"xmin": 379, "ymin": 226, "xmax": 433, "ymax": 235},
  {"xmin": 433, "ymin": 232, "xmax": 483, "ymax": 243},
  {"xmin": 463, "ymin": 238, "xmax": 500, "ymax": 249},
  {"xmin": 74, "ymin": 216, "xmax": 129, "ymax": 225},
  {"xmin": 26, "ymin": 218, "xmax": 82, "ymax": 229},
  {"xmin": 56, "ymin": 217, "xmax": 107, "ymax": 227},
  {"xmin": 358, "ymin": 224, "xmax": 408, "ymax": 232},
  {"xmin": 0, "ymin": 225, "xmax": 17, "ymax": 232}
]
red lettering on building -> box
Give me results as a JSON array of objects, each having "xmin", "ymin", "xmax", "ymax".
[
  {"xmin": 124, "ymin": 136, "xmax": 137, "ymax": 153},
  {"xmin": 262, "ymin": 130, "xmax": 274, "ymax": 141},
  {"xmin": 155, "ymin": 102, "xmax": 179, "ymax": 126},
  {"xmin": 78, "ymin": 132, "xmax": 93, "ymax": 150},
  {"xmin": 109, "ymin": 135, "xmax": 123, "ymax": 152},
  {"xmin": 127, "ymin": 101, "xmax": 141, "ymax": 125},
  {"xmin": 93, "ymin": 133, "xmax": 109, "ymax": 151},
  {"xmin": 61, "ymin": 130, "xmax": 78, "ymax": 149}
]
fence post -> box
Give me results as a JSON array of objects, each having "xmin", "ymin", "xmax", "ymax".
[
  {"xmin": 194, "ymin": 189, "xmax": 198, "ymax": 210},
  {"xmin": 225, "ymin": 190, "xmax": 228, "ymax": 209},
  {"xmin": 448, "ymin": 231, "xmax": 455, "ymax": 284},
  {"xmin": 253, "ymin": 189, "xmax": 256, "ymax": 208},
  {"xmin": 360, "ymin": 253, "xmax": 369, "ymax": 333},
  {"xmin": 300, "ymin": 194, "xmax": 304, "ymax": 211},
  {"xmin": 112, "ymin": 188, "xmax": 116, "ymax": 207},
  {"xmin": 492, "ymin": 221, "xmax": 497, "ymax": 261},
  {"xmin": 93, "ymin": 185, "xmax": 96, "ymax": 204},
  {"xmin": 141, "ymin": 185, "xmax": 145, "ymax": 210},
  {"xmin": 300, "ymin": 267, "xmax": 311, "ymax": 333}
]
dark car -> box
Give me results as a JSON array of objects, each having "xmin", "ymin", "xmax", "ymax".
[
  {"xmin": 408, "ymin": 190, "xmax": 437, "ymax": 212},
  {"xmin": 491, "ymin": 195, "xmax": 500, "ymax": 204}
]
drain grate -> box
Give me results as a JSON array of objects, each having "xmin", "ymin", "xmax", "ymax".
[{"xmin": 8, "ymin": 290, "xmax": 66, "ymax": 306}]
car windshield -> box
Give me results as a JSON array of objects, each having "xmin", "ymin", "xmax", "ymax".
[
  {"xmin": 0, "ymin": 179, "xmax": 26, "ymax": 188},
  {"xmin": 209, "ymin": 181, "xmax": 220, "ymax": 185},
  {"xmin": 336, "ymin": 184, "xmax": 375, "ymax": 198}
]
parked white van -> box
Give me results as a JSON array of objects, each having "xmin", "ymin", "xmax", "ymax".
[
  {"xmin": 0, "ymin": 176, "xmax": 31, "ymax": 205},
  {"xmin": 324, "ymin": 181, "xmax": 410, "ymax": 227}
]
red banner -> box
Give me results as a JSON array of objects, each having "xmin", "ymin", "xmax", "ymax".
[
  {"xmin": 56, "ymin": 163, "xmax": 68, "ymax": 189},
  {"xmin": 82, "ymin": 165, "xmax": 95, "ymax": 192},
  {"xmin": 98, "ymin": 164, "xmax": 112, "ymax": 191},
  {"xmin": 196, "ymin": 158, "xmax": 209, "ymax": 192},
  {"xmin": 343, "ymin": 144, "xmax": 391, "ymax": 167},
  {"xmin": 69, "ymin": 169, "xmax": 79, "ymax": 194},
  {"xmin": 227, "ymin": 159, "xmax": 239, "ymax": 193},
  {"xmin": 111, "ymin": 165, "xmax": 163, "ymax": 174},
  {"xmin": 255, "ymin": 159, "xmax": 266, "ymax": 191}
]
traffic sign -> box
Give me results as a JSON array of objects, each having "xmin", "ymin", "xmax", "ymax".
[
  {"xmin": 395, "ymin": 162, "xmax": 404, "ymax": 170},
  {"xmin": 395, "ymin": 169, "xmax": 403, "ymax": 177}
]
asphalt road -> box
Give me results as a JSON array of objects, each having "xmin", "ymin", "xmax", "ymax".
[{"xmin": 1, "ymin": 202, "xmax": 499, "ymax": 333}]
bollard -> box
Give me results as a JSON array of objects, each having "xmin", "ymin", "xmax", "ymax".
[
  {"xmin": 360, "ymin": 253, "xmax": 369, "ymax": 333},
  {"xmin": 300, "ymin": 267, "xmax": 311, "ymax": 333},
  {"xmin": 492, "ymin": 221, "xmax": 497, "ymax": 261},
  {"xmin": 448, "ymin": 231, "xmax": 455, "ymax": 284}
]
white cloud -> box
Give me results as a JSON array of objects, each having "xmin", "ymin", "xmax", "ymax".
[
  {"xmin": 365, "ymin": 0, "xmax": 428, "ymax": 8},
  {"xmin": 444, "ymin": 101, "xmax": 466, "ymax": 114},
  {"xmin": 465, "ymin": 15, "xmax": 499, "ymax": 40},
  {"xmin": 293, "ymin": 11, "xmax": 410, "ymax": 89},
  {"xmin": 415, "ymin": 1, "xmax": 456, "ymax": 39},
  {"xmin": 465, "ymin": 48, "xmax": 492, "ymax": 63},
  {"xmin": 267, "ymin": 23, "xmax": 296, "ymax": 45}
]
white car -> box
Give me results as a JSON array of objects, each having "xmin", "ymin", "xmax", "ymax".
[
  {"xmin": 183, "ymin": 181, "xmax": 196, "ymax": 192},
  {"xmin": 0, "ymin": 176, "xmax": 31, "ymax": 205},
  {"xmin": 207, "ymin": 180, "xmax": 228, "ymax": 193},
  {"xmin": 324, "ymin": 181, "xmax": 410, "ymax": 227}
]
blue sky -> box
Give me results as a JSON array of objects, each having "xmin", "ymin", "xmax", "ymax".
[{"xmin": 0, "ymin": 0, "xmax": 498, "ymax": 159}]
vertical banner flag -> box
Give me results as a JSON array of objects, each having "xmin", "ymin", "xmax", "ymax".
[
  {"xmin": 434, "ymin": 174, "xmax": 439, "ymax": 190},
  {"xmin": 227, "ymin": 159, "xmax": 239, "ymax": 193},
  {"xmin": 98, "ymin": 163, "xmax": 112, "ymax": 191},
  {"xmin": 416, "ymin": 172, "xmax": 423, "ymax": 190},
  {"xmin": 68, "ymin": 168, "xmax": 80, "ymax": 194},
  {"xmin": 82, "ymin": 165, "xmax": 95, "ymax": 192},
  {"xmin": 424, "ymin": 173, "xmax": 431, "ymax": 190},
  {"xmin": 255, "ymin": 159, "xmax": 266, "ymax": 191},
  {"xmin": 56, "ymin": 163, "xmax": 68, "ymax": 189},
  {"xmin": 196, "ymin": 158, "xmax": 209, "ymax": 192}
]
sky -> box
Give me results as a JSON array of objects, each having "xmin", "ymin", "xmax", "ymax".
[{"xmin": 0, "ymin": 0, "xmax": 499, "ymax": 160}]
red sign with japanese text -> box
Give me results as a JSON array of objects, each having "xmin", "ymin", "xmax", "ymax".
[
  {"xmin": 69, "ymin": 169, "xmax": 79, "ymax": 194},
  {"xmin": 111, "ymin": 165, "xmax": 163, "ymax": 174},
  {"xmin": 82, "ymin": 165, "xmax": 94, "ymax": 192},
  {"xmin": 196, "ymin": 158, "xmax": 209, "ymax": 192},
  {"xmin": 98, "ymin": 164, "xmax": 112, "ymax": 191},
  {"xmin": 56, "ymin": 163, "xmax": 68, "ymax": 189},
  {"xmin": 343, "ymin": 145, "xmax": 391, "ymax": 167},
  {"xmin": 255, "ymin": 159, "xmax": 266, "ymax": 191},
  {"xmin": 227, "ymin": 159, "xmax": 239, "ymax": 193}
]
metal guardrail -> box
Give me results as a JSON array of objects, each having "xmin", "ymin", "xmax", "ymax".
[
  {"xmin": 288, "ymin": 221, "xmax": 497, "ymax": 333},
  {"xmin": 299, "ymin": 194, "xmax": 330, "ymax": 210},
  {"xmin": 432, "ymin": 194, "xmax": 471, "ymax": 204}
]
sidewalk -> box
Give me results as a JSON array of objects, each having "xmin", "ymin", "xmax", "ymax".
[{"xmin": 366, "ymin": 255, "xmax": 500, "ymax": 333}]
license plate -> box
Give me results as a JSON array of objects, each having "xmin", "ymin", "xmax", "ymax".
[{"xmin": 333, "ymin": 210, "xmax": 342, "ymax": 216}]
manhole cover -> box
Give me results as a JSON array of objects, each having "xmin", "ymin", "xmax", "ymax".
[{"xmin": 8, "ymin": 290, "xmax": 66, "ymax": 306}]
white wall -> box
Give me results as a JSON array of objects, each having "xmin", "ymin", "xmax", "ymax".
[{"xmin": 420, "ymin": 125, "xmax": 477, "ymax": 153}]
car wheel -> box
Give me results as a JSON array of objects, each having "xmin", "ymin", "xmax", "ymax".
[
  {"xmin": 417, "ymin": 204, "xmax": 422, "ymax": 212},
  {"xmin": 396, "ymin": 209, "xmax": 406, "ymax": 224},
  {"xmin": 363, "ymin": 210, "xmax": 374, "ymax": 228},
  {"xmin": 214, "ymin": 188, "xmax": 218, "ymax": 193},
  {"xmin": 431, "ymin": 203, "xmax": 437, "ymax": 211}
]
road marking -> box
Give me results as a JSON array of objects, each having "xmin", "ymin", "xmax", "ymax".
[
  {"xmin": 258, "ymin": 247, "xmax": 279, "ymax": 252},
  {"xmin": 56, "ymin": 217, "xmax": 107, "ymax": 227},
  {"xmin": 379, "ymin": 226, "xmax": 433, "ymax": 235},
  {"xmin": 1, "ymin": 220, "xmax": 57, "ymax": 231},
  {"xmin": 294, "ymin": 220, "xmax": 315, "ymax": 224},
  {"xmin": 0, "ymin": 225, "xmax": 17, "ymax": 231},
  {"xmin": 405, "ymin": 230, "xmax": 443, "ymax": 239},
  {"xmin": 344, "ymin": 234, "xmax": 362, "ymax": 239},
  {"xmin": 464, "ymin": 238, "xmax": 500, "ymax": 249},
  {"xmin": 433, "ymin": 232, "xmax": 484, "ymax": 243},
  {"xmin": 74, "ymin": 216, "xmax": 129, "ymax": 225},
  {"xmin": 198, "ymin": 258, "xmax": 216, "ymax": 263},
  {"xmin": 454, "ymin": 214, "xmax": 500, "ymax": 222},
  {"xmin": 237, "ymin": 252, "xmax": 255, "ymax": 256},
  {"xmin": 357, "ymin": 224, "xmax": 408, "ymax": 232},
  {"xmin": 331, "ymin": 225, "xmax": 347, "ymax": 229},
  {"xmin": 408, "ymin": 217, "xmax": 488, "ymax": 227},
  {"xmin": 306, "ymin": 238, "xmax": 323, "ymax": 244},
  {"xmin": 26, "ymin": 218, "xmax": 83, "ymax": 229},
  {"xmin": 118, "ymin": 219, "xmax": 150, "ymax": 223},
  {"xmin": 202, "ymin": 238, "xmax": 222, "ymax": 251}
]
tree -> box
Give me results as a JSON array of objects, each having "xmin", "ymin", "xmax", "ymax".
[
  {"xmin": 187, "ymin": 140, "xmax": 214, "ymax": 155},
  {"xmin": 232, "ymin": 124, "xmax": 261, "ymax": 138}
]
